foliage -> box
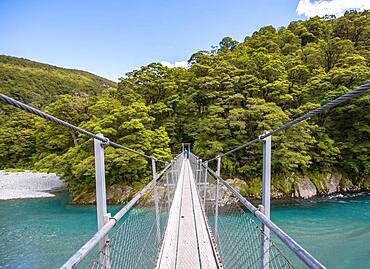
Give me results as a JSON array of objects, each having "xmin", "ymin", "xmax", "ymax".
[
  {"xmin": 1, "ymin": 11, "xmax": 369, "ymax": 201},
  {"xmin": 116, "ymin": 10, "xmax": 370, "ymax": 185}
]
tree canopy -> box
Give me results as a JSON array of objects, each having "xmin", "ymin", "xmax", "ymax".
[{"xmin": 1, "ymin": 11, "xmax": 369, "ymax": 201}]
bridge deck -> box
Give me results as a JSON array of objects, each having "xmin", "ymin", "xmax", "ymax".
[{"xmin": 156, "ymin": 159, "xmax": 219, "ymax": 269}]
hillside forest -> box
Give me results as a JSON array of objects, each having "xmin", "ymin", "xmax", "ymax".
[{"xmin": 0, "ymin": 11, "xmax": 369, "ymax": 203}]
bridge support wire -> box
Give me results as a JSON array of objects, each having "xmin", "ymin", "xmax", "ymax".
[
  {"xmin": 0, "ymin": 93, "xmax": 166, "ymax": 164},
  {"xmin": 207, "ymin": 82, "xmax": 370, "ymax": 162}
]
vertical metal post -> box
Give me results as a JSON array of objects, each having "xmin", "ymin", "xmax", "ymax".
[
  {"xmin": 203, "ymin": 161, "xmax": 208, "ymax": 207},
  {"xmin": 196, "ymin": 159, "xmax": 199, "ymax": 183},
  {"xmin": 199, "ymin": 159, "xmax": 202, "ymax": 186},
  {"xmin": 199, "ymin": 159, "xmax": 202, "ymax": 185},
  {"xmin": 197, "ymin": 159, "xmax": 201, "ymax": 184},
  {"xmin": 194, "ymin": 157, "xmax": 198, "ymax": 181},
  {"xmin": 214, "ymin": 156, "xmax": 221, "ymax": 240},
  {"xmin": 165, "ymin": 162, "xmax": 171, "ymax": 208},
  {"xmin": 152, "ymin": 159, "xmax": 161, "ymax": 246},
  {"xmin": 172, "ymin": 158, "xmax": 177, "ymax": 184},
  {"xmin": 94, "ymin": 134, "xmax": 110, "ymax": 269},
  {"xmin": 194, "ymin": 158, "xmax": 197, "ymax": 181},
  {"xmin": 261, "ymin": 131, "xmax": 272, "ymax": 269}
]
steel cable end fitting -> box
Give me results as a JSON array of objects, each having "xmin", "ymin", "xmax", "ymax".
[
  {"xmin": 258, "ymin": 130, "xmax": 270, "ymax": 141},
  {"xmin": 102, "ymin": 137, "xmax": 110, "ymax": 146},
  {"xmin": 258, "ymin": 205, "xmax": 265, "ymax": 214}
]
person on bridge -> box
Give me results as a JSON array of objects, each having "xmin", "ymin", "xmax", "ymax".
[{"xmin": 183, "ymin": 148, "xmax": 188, "ymax": 159}]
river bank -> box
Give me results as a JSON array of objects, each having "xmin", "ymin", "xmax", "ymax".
[
  {"xmin": 226, "ymin": 171, "xmax": 370, "ymax": 200},
  {"xmin": 1, "ymin": 170, "xmax": 368, "ymax": 203},
  {"xmin": 0, "ymin": 170, "xmax": 66, "ymax": 200}
]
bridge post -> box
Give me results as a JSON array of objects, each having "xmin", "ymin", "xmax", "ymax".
[
  {"xmin": 194, "ymin": 157, "xmax": 197, "ymax": 180},
  {"xmin": 195, "ymin": 158, "xmax": 198, "ymax": 182},
  {"xmin": 214, "ymin": 156, "xmax": 221, "ymax": 240},
  {"xmin": 172, "ymin": 158, "xmax": 177, "ymax": 184},
  {"xmin": 261, "ymin": 131, "xmax": 272, "ymax": 269},
  {"xmin": 152, "ymin": 159, "xmax": 161, "ymax": 246},
  {"xmin": 198, "ymin": 159, "xmax": 202, "ymax": 185},
  {"xmin": 165, "ymin": 162, "xmax": 171, "ymax": 208},
  {"xmin": 199, "ymin": 159, "xmax": 203, "ymax": 186},
  {"xmin": 197, "ymin": 159, "xmax": 200, "ymax": 183},
  {"xmin": 94, "ymin": 134, "xmax": 110, "ymax": 269},
  {"xmin": 203, "ymin": 161, "xmax": 208, "ymax": 207}
]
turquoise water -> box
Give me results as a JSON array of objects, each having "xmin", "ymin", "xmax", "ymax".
[
  {"xmin": 0, "ymin": 192, "xmax": 369, "ymax": 268},
  {"xmin": 271, "ymin": 193, "xmax": 370, "ymax": 269},
  {"xmin": 0, "ymin": 193, "xmax": 99, "ymax": 268}
]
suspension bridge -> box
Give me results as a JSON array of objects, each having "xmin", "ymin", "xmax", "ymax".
[{"xmin": 0, "ymin": 82, "xmax": 369, "ymax": 269}]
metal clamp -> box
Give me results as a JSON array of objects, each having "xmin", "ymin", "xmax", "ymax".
[{"xmin": 102, "ymin": 137, "xmax": 110, "ymax": 146}]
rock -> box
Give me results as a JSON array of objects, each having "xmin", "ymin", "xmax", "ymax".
[
  {"xmin": 226, "ymin": 178, "xmax": 246, "ymax": 193},
  {"xmin": 271, "ymin": 190, "xmax": 284, "ymax": 198},
  {"xmin": 295, "ymin": 176, "xmax": 317, "ymax": 199},
  {"xmin": 0, "ymin": 171, "xmax": 66, "ymax": 200},
  {"xmin": 107, "ymin": 185, "xmax": 133, "ymax": 204},
  {"xmin": 325, "ymin": 173, "xmax": 341, "ymax": 194}
]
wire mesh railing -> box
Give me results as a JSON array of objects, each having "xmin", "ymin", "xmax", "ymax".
[
  {"xmin": 189, "ymin": 153, "xmax": 320, "ymax": 269},
  {"xmin": 62, "ymin": 156, "xmax": 182, "ymax": 269}
]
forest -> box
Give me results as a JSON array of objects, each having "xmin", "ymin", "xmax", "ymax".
[{"xmin": 0, "ymin": 11, "xmax": 369, "ymax": 203}]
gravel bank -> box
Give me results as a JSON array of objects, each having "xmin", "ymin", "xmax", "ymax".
[{"xmin": 0, "ymin": 171, "xmax": 66, "ymax": 200}]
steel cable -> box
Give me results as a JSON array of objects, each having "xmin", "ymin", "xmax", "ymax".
[
  {"xmin": 0, "ymin": 93, "xmax": 165, "ymax": 163},
  {"xmin": 208, "ymin": 82, "xmax": 370, "ymax": 162}
]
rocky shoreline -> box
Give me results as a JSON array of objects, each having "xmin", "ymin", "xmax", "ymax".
[
  {"xmin": 1, "ymin": 170, "xmax": 368, "ymax": 204},
  {"xmin": 226, "ymin": 172, "xmax": 369, "ymax": 200},
  {"xmin": 0, "ymin": 170, "xmax": 66, "ymax": 200}
]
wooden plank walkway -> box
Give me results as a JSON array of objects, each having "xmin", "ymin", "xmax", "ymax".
[{"xmin": 156, "ymin": 159, "xmax": 219, "ymax": 269}]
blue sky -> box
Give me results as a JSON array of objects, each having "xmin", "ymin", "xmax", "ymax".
[{"xmin": 0, "ymin": 0, "xmax": 367, "ymax": 81}]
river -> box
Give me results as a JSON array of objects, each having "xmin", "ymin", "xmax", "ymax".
[{"xmin": 0, "ymin": 192, "xmax": 369, "ymax": 268}]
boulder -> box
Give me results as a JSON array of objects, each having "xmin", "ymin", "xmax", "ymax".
[
  {"xmin": 325, "ymin": 173, "xmax": 341, "ymax": 194},
  {"xmin": 226, "ymin": 178, "xmax": 246, "ymax": 193},
  {"xmin": 107, "ymin": 185, "xmax": 133, "ymax": 204},
  {"xmin": 295, "ymin": 176, "xmax": 317, "ymax": 199},
  {"xmin": 271, "ymin": 190, "xmax": 284, "ymax": 198}
]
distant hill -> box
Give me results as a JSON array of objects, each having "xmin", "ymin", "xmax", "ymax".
[{"xmin": 0, "ymin": 55, "xmax": 116, "ymax": 106}]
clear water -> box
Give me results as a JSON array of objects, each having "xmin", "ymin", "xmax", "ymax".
[
  {"xmin": 270, "ymin": 193, "xmax": 370, "ymax": 269},
  {"xmin": 0, "ymin": 193, "xmax": 122, "ymax": 269},
  {"xmin": 0, "ymin": 192, "xmax": 369, "ymax": 269}
]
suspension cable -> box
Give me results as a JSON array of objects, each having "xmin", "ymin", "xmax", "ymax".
[
  {"xmin": 208, "ymin": 82, "xmax": 370, "ymax": 162},
  {"xmin": 0, "ymin": 93, "xmax": 166, "ymax": 163}
]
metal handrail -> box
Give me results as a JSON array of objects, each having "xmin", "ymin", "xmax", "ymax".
[
  {"xmin": 61, "ymin": 161, "xmax": 174, "ymax": 269},
  {"xmin": 203, "ymin": 164, "xmax": 326, "ymax": 269}
]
